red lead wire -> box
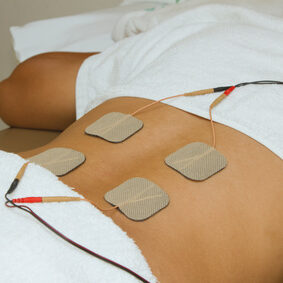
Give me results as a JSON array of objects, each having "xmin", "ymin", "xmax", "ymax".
[
  {"xmin": 12, "ymin": 196, "xmax": 84, "ymax": 203},
  {"xmin": 13, "ymin": 197, "xmax": 42, "ymax": 203},
  {"xmin": 224, "ymin": 86, "xmax": 236, "ymax": 96}
]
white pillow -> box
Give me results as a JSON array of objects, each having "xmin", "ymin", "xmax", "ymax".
[{"xmin": 10, "ymin": 2, "xmax": 164, "ymax": 62}]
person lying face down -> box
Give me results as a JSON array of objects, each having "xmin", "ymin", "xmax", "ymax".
[{"xmin": 1, "ymin": 52, "xmax": 283, "ymax": 282}]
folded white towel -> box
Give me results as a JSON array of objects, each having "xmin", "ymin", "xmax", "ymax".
[
  {"xmin": 77, "ymin": 3, "xmax": 283, "ymax": 158},
  {"xmin": 113, "ymin": 0, "xmax": 283, "ymax": 40},
  {"xmin": 0, "ymin": 150, "xmax": 156, "ymax": 283}
]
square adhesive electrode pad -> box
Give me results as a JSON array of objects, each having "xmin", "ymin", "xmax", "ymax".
[
  {"xmin": 29, "ymin": 147, "xmax": 85, "ymax": 176},
  {"xmin": 104, "ymin": 177, "xmax": 169, "ymax": 221},
  {"xmin": 165, "ymin": 142, "xmax": 227, "ymax": 181},
  {"xmin": 85, "ymin": 112, "xmax": 143, "ymax": 143}
]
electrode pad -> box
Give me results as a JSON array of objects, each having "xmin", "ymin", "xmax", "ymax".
[
  {"xmin": 85, "ymin": 112, "xmax": 143, "ymax": 143},
  {"xmin": 165, "ymin": 142, "xmax": 227, "ymax": 181},
  {"xmin": 29, "ymin": 147, "xmax": 85, "ymax": 176},
  {"xmin": 104, "ymin": 177, "xmax": 169, "ymax": 221}
]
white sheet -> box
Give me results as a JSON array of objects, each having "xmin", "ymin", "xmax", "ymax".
[
  {"xmin": 76, "ymin": 3, "xmax": 283, "ymax": 159},
  {"xmin": 114, "ymin": 0, "xmax": 283, "ymax": 40},
  {"xmin": 0, "ymin": 151, "xmax": 156, "ymax": 283},
  {"xmin": 10, "ymin": 2, "xmax": 164, "ymax": 62}
]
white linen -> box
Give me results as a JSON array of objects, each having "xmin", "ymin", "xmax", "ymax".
[
  {"xmin": 0, "ymin": 150, "xmax": 156, "ymax": 283},
  {"xmin": 114, "ymin": 0, "xmax": 283, "ymax": 40},
  {"xmin": 76, "ymin": 3, "xmax": 283, "ymax": 158},
  {"xmin": 121, "ymin": 0, "xmax": 283, "ymax": 12},
  {"xmin": 10, "ymin": 2, "xmax": 164, "ymax": 62}
]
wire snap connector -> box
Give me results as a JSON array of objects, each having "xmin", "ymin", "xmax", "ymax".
[{"xmin": 224, "ymin": 86, "xmax": 236, "ymax": 96}]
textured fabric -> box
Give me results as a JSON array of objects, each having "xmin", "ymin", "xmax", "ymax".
[
  {"xmin": 117, "ymin": 0, "xmax": 283, "ymax": 41},
  {"xmin": 76, "ymin": 3, "xmax": 283, "ymax": 159},
  {"xmin": 165, "ymin": 142, "xmax": 227, "ymax": 181},
  {"xmin": 105, "ymin": 177, "xmax": 169, "ymax": 221},
  {"xmin": 10, "ymin": 2, "xmax": 164, "ymax": 62},
  {"xmin": 85, "ymin": 112, "xmax": 143, "ymax": 143},
  {"xmin": 0, "ymin": 150, "xmax": 156, "ymax": 283},
  {"xmin": 28, "ymin": 147, "xmax": 85, "ymax": 176}
]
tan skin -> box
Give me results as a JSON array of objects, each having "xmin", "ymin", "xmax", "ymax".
[
  {"xmin": 1, "ymin": 53, "xmax": 283, "ymax": 282},
  {"xmin": 0, "ymin": 52, "xmax": 98, "ymax": 130}
]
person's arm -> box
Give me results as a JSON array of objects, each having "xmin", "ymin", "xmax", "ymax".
[{"xmin": 0, "ymin": 52, "xmax": 98, "ymax": 130}]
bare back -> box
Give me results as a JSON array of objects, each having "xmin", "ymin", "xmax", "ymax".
[{"xmin": 21, "ymin": 97, "xmax": 283, "ymax": 283}]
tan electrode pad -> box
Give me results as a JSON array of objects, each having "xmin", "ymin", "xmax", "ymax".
[
  {"xmin": 29, "ymin": 147, "xmax": 85, "ymax": 176},
  {"xmin": 104, "ymin": 177, "xmax": 169, "ymax": 221},
  {"xmin": 85, "ymin": 112, "xmax": 143, "ymax": 143},
  {"xmin": 165, "ymin": 142, "xmax": 227, "ymax": 181}
]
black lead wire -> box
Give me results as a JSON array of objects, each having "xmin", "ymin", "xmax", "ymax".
[
  {"xmin": 236, "ymin": 80, "xmax": 283, "ymax": 88},
  {"xmin": 5, "ymin": 190, "xmax": 151, "ymax": 283},
  {"xmin": 214, "ymin": 80, "xmax": 283, "ymax": 93}
]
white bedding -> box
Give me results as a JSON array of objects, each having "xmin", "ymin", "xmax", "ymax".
[
  {"xmin": 0, "ymin": 151, "xmax": 156, "ymax": 283},
  {"xmin": 10, "ymin": 2, "xmax": 165, "ymax": 62},
  {"xmin": 76, "ymin": 2, "xmax": 283, "ymax": 158},
  {"xmin": 113, "ymin": 0, "xmax": 283, "ymax": 40}
]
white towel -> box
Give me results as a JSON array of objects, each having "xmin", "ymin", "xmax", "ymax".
[
  {"xmin": 0, "ymin": 150, "xmax": 156, "ymax": 283},
  {"xmin": 114, "ymin": 0, "xmax": 283, "ymax": 41},
  {"xmin": 76, "ymin": 3, "xmax": 283, "ymax": 159}
]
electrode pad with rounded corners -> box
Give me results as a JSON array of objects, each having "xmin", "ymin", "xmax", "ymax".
[
  {"xmin": 165, "ymin": 142, "xmax": 227, "ymax": 181},
  {"xmin": 28, "ymin": 147, "xmax": 85, "ymax": 177},
  {"xmin": 104, "ymin": 177, "xmax": 169, "ymax": 221},
  {"xmin": 85, "ymin": 112, "xmax": 143, "ymax": 143}
]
